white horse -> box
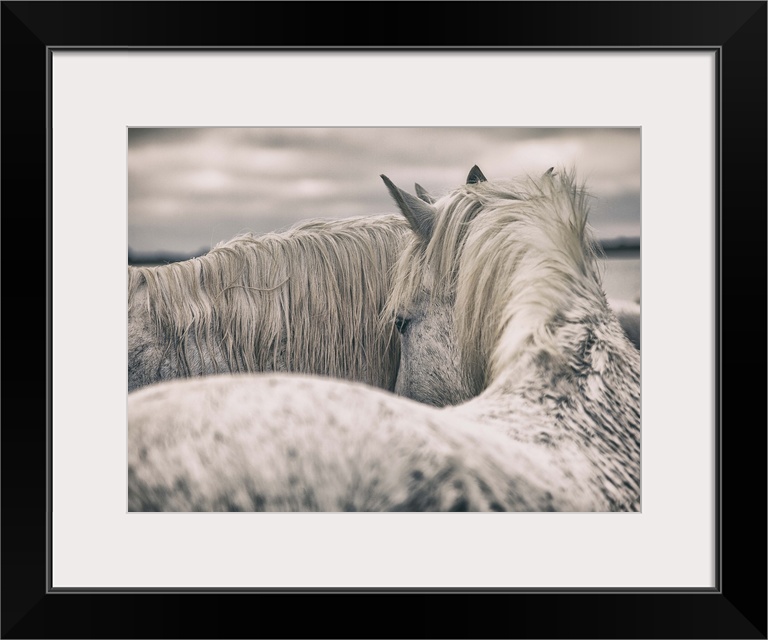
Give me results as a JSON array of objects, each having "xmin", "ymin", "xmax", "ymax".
[
  {"xmin": 128, "ymin": 167, "xmax": 640, "ymax": 512},
  {"xmin": 128, "ymin": 214, "xmax": 409, "ymax": 392},
  {"xmin": 412, "ymin": 181, "xmax": 641, "ymax": 351},
  {"xmin": 607, "ymin": 297, "xmax": 641, "ymax": 349}
]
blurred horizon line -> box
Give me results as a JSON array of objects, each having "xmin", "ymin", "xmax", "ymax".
[{"xmin": 128, "ymin": 237, "xmax": 642, "ymax": 266}]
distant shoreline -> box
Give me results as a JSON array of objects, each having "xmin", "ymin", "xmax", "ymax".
[
  {"xmin": 129, "ymin": 240, "xmax": 641, "ymax": 266},
  {"xmin": 601, "ymin": 247, "xmax": 641, "ymax": 259}
]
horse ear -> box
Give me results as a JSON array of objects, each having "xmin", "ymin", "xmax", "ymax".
[
  {"xmin": 544, "ymin": 167, "xmax": 555, "ymax": 177},
  {"xmin": 466, "ymin": 165, "xmax": 487, "ymax": 184},
  {"xmin": 381, "ymin": 175, "xmax": 436, "ymax": 240},
  {"xmin": 414, "ymin": 183, "xmax": 436, "ymax": 205}
]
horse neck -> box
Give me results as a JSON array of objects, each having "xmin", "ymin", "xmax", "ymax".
[{"xmin": 464, "ymin": 299, "xmax": 641, "ymax": 448}]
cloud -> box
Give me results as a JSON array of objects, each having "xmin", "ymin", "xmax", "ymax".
[{"xmin": 128, "ymin": 127, "xmax": 640, "ymax": 253}]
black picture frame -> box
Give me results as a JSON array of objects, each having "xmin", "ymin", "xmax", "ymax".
[{"xmin": 3, "ymin": 2, "xmax": 765, "ymax": 638}]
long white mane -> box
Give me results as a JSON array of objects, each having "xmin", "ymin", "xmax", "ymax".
[
  {"xmin": 385, "ymin": 170, "xmax": 606, "ymax": 395},
  {"xmin": 129, "ymin": 214, "xmax": 409, "ymax": 389}
]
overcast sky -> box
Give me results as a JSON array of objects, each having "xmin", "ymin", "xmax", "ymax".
[{"xmin": 128, "ymin": 127, "xmax": 640, "ymax": 256}]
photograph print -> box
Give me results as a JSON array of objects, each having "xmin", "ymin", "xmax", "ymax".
[{"xmin": 127, "ymin": 127, "xmax": 641, "ymax": 512}]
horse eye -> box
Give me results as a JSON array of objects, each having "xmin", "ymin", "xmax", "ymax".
[{"xmin": 394, "ymin": 316, "xmax": 410, "ymax": 334}]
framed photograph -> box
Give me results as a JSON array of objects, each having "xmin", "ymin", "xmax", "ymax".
[
  {"xmin": 124, "ymin": 125, "xmax": 643, "ymax": 513},
  {"xmin": 3, "ymin": 2, "xmax": 765, "ymax": 638}
]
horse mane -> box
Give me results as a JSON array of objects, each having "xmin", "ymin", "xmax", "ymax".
[
  {"xmin": 129, "ymin": 214, "xmax": 409, "ymax": 388},
  {"xmin": 384, "ymin": 170, "xmax": 606, "ymax": 394}
]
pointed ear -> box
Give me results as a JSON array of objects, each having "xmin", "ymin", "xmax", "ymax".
[
  {"xmin": 381, "ymin": 175, "xmax": 436, "ymax": 240},
  {"xmin": 414, "ymin": 183, "xmax": 435, "ymax": 205},
  {"xmin": 543, "ymin": 167, "xmax": 555, "ymax": 177},
  {"xmin": 466, "ymin": 165, "xmax": 487, "ymax": 184}
]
